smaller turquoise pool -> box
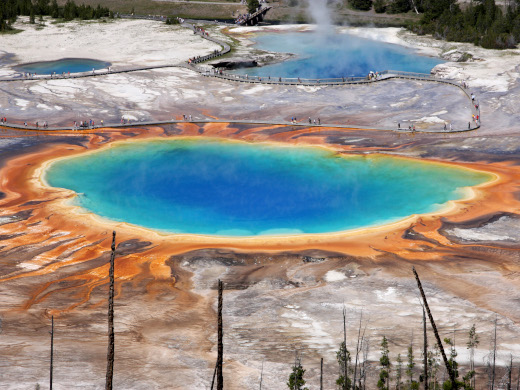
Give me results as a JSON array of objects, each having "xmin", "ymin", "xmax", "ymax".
[{"xmin": 15, "ymin": 58, "xmax": 110, "ymax": 75}]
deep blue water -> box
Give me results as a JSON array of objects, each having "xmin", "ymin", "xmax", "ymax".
[
  {"xmin": 233, "ymin": 32, "xmax": 443, "ymax": 78},
  {"xmin": 15, "ymin": 58, "xmax": 110, "ymax": 75},
  {"xmin": 45, "ymin": 139, "xmax": 489, "ymax": 236}
]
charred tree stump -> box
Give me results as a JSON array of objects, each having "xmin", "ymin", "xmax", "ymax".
[
  {"xmin": 217, "ymin": 279, "xmax": 224, "ymax": 390},
  {"xmin": 412, "ymin": 267, "xmax": 456, "ymax": 388},
  {"xmin": 105, "ymin": 231, "xmax": 116, "ymax": 390}
]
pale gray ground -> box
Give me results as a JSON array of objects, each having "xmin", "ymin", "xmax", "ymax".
[{"xmin": 0, "ymin": 67, "xmax": 474, "ymax": 131}]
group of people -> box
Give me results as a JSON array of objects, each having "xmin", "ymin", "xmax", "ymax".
[
  {"xmin": 367, "ymin": 71, "xmax": 381, "ymax": 81},
  {"xmin": 234, "ymin": 13, "xmax": 251, "ymax": 24},
  {"xmin": 0, "ymin": 117, "xmax": 6, "ymax": 124},
  {"xmin": 234, "ymin": 5, "xmax": 263, "ymax": 24},
  {"xmin": 35, "ymin": 121, "xmax": 49, "ymax": 128},
  {"xmin": 397, "ymin": 123, "xmax": 416, "ymax": 131},
  {"xmin": 288, "ymin": 116, "xmax": 323, "ymax": 125},
  {"xmin": 193, "ymin": 26, "xmax": 209, "ymax": 37},
  {"xmin": 74, "ymin": 119, "xmax": 98, "ymax": 129}
]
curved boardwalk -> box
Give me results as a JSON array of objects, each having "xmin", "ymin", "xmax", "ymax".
[{"xmin": 0, "ymin": 20, "xmax": 481, "ymax": 133}]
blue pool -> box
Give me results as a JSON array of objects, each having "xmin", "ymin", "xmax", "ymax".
[
  {"xmin": 15, "ymin": 58, "xmax": 111, "ymax": 75},
  {"xmin": 233, "ymin": 31, "xmax": 443, "ymax": 78},
  {"xmin": 45, "ymin": 139, "xmax": 489, "ymax": 236}
]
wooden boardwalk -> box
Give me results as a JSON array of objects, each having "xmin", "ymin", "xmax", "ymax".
[{"xmin": 235, "ymin": 6, "xmax": 272, "ymax": 26}]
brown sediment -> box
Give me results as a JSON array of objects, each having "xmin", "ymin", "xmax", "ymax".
[{"xmin": 0, "ymin": 123, "xmax": 519, "ymax": 315}]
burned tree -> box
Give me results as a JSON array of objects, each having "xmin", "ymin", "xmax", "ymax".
[
  {"xmin": 105, "ymin": 231, "xmax": 116, "ymax": 390},
  {"xmin": 50, "ymin": 315, "xmax": 54, "ymax": 390},
  {"xmin": 211, "ymin": 279, "xmax": 224, "ymax": 390},
  {"xmin": 412, "ymin": 267, "xmax": 456, "ymax": 388}
]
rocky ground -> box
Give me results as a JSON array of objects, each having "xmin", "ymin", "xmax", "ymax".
[{"xmin": 0, "ymin": 18, "xmax": 520, "ymax": 390}]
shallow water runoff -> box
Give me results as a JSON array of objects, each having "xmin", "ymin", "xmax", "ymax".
[
  {"xmin": 45, "ymin": 139, "xmax": 490, "ymax": 236},
  {"xmin": 233, "ymin": 31, "xmax": 443, "ymax": 78}
]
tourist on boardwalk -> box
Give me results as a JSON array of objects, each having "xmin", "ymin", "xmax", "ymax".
[
  {"xmin": 308, "ymin": 117, "xmax": 311, "ymax": 124},
  {"xmin": 318, "ymin": 118, "xmax": 320, "ymax": 125}
]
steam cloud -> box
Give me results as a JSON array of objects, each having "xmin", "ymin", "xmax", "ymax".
[{"xmin": 306, "ymin": 0, "xmax": 339, "ymax": 34}]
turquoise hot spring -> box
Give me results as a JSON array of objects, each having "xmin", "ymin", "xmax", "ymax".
[
  {"xmin": 44, "ymin": 139, "xmax": 491, "ymax": 236},
  {"xmin": 232, "ymin": 31, "xmax": 444, "ymax": 79},
  {"xmin": 15, "ymin": 58, "xmax": 110, "ymax": 75}
]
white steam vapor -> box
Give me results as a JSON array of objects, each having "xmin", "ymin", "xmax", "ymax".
[{"xmin": 306, "ymin": 0, "xmax": 340, "ymax": 34}]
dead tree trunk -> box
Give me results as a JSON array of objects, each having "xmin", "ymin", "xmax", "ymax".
[
  {"xmin": 217, "ymin": 279, "xmax": 224, "ymax": 390},
  {"xmin": 343, "ymin": 306, "xmax": 347, "ymax": 390},
  {"xmin": 412, "ymin": 267, "xmax": 456, "ymax": 388},
  {"xmin": 361, "ymin": 337, "xmax": 370, "ymax": 390},
  {"xmin": 105, "ymin": 231, "xmax": 116, "ymax": 390},
  {"xmin": 210, "ymin": 362, "xmax": 217, "ymax": 390},
  {"xmin": 353, "ymin": 311, "xmax": 363, "ymax": 390},
  {"xmin": 50, "ymin": 315, "xmax": 54, "ymax": 390},
  {"xmin": 260, "ymin": 360, "xmax": 264, "ymax": 390},
  {"xmin": 491, "ymin": 317, "xmax": 497, "ymax": 390},
  {"xmin": 320, "ymin": 357, "xmax": 323, "ymax": 390},
  {"xmin": 508, "ymin": 355, "xmax": 513, "ymax": 390},
  {"xmin": 423, "ymin": 306, "xmax": 428, "ymax": 390}
]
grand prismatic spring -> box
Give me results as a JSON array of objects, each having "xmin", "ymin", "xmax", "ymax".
[
  {"xmin": 1, "ymin": 7, "xmax": 520, "ymax": 390},
  {"xmin": 45, "ymin": 139, "xmax": 490, "ymax": 236}
]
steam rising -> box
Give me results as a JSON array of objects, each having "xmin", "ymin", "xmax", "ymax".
[{"xmin": 306, "ymin": 0, "xmax": 338, "ymax": 34}]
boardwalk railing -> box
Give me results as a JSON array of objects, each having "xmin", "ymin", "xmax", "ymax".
[
  {"xmin": 0, "ymin": 117, "xmax": 479, "ymax": 134},
  {"xmin": 198, "ymin": 69, "xmax": 390, "ymax": 85}
]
